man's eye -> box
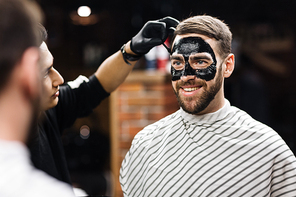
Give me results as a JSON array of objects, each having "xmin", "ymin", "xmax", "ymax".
[
  {"xmin": 171, "ymin": 60, "xmax": 184, "ymax": 69},
  {"xmin": 191, "ymin": 60, "xmax": 210, "ymax": 69},
  {"xmin": 172, "ymin": 60, "xmax": 182, "ymax": 65},
  {"xmin": 43, "ymin": 70, "xmax": 50, "ymax": 79}
]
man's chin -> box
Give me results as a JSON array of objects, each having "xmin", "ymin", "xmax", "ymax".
[
  {"xmin": 179, "ymin": 97, "xmax": 210, "ymax": 115},
  {"xmin": 179, "ymin": 100, "xmax": 197, "ymax": 114},
  {"xmin": 181, "ymin": 105, "xmax": 198, "ymax": 115},
  {"xmin": 41, "ymin": 100, "xmax": 58, "ymax": 111}
]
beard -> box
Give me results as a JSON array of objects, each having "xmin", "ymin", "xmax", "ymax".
[
  {"xmin": 25, "ymin": 93, "xmax": 41, "ymax": 147},
  {"xmin": 173, "ymin": 65, "xmax": 223, "ymax": 115}
]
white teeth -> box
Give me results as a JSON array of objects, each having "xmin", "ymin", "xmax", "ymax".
[{"xmin": 183, "ymin": 87, "xmax": 199, "ymax": 92}]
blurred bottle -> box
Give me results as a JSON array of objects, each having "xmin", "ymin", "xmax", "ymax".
[
  {"xmin": 145, "ymin": 47, "xmax": 157, "ymax": 71},
  {"xmin": 156, "ymin": 39, "xmax": 170, "ymax": 72}
]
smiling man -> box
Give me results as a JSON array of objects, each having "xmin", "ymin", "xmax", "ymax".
[
  {"xmin": 170, "ymin": 35, "xmax": 224, "ymax": 115},
  {"xmin": 120, "ymin": 15, "xmax": 296, "ymax": 196}
]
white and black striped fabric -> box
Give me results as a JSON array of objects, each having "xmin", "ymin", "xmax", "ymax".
[{"xmin": 120, "ymin": 99, "xmax": 296, "ymax": 196}]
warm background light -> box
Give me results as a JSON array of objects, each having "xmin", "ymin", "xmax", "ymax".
[{"xmin": 77, "ymin": 6, "xmax": 91, "ymax": 17}]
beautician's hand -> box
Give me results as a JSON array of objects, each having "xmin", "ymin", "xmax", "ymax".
[{"xmin": 130, "ymin": 16, "xmax": 179, "ymax": 55}]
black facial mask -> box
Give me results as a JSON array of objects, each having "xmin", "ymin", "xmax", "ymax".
[{"xmin": 170, "ymin": 37, "xmax": 217, "ymax": 81}]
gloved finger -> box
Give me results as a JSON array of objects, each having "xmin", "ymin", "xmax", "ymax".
[
  {"xmin": 143, "ymin": 21, "xmax": 167, "ymax": 41},
  {"xmin": 158, "ymin": 16, "xmax": 179, "ymax": 30},
  {"xmin": 168, "ymin": 27, "xmax": 176, "ymax": 36},
  {"xmin": 169, "ymin": 27, "xmax": 176, "ymax": 31},
  {"xmin": 144, "ymin": 37, "xmax": 163, "ymax": 46}
]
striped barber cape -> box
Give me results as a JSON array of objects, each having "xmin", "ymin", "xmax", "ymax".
[{"xmin": 120, "ymin": 99, "xmax": 296, "ymax": 196}]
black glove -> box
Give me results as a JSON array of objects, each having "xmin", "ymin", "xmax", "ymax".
[{"xmin": 130, "ymin": 16, "xmax": 179, "ymax": 55}]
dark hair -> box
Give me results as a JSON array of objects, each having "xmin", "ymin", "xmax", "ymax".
[
  {"xmin": 173, "ymin": 15, "xmax": 232, "ymax": 59},
  {"xmin": 0, "ymin": 0, "xmax": 40, "ymax": 92}
]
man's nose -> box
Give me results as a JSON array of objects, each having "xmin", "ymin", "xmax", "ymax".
[
  {"xmin": 180, "ymin": 75, "xmax": 196, "ymax": 82},
  {"xmin": 52, "ymin": 68, "xmax": 64, "ymax": 87},
  {"xmin": 181, "ymin": 62, "xmax": 196, "ymax": 82}
]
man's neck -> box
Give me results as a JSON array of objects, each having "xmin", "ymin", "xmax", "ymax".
[{"xmin": 0, "ymin": 89, "xmax": 32, "ymax": 143}]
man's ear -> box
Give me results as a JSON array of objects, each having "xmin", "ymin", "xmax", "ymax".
[
  {"xmin": 18, "ymin": 47, "xmax": 40, "ymax": 99},
  {"xmin": 223, "ymin": 53, "xmax": 235, "ymax": 78}
]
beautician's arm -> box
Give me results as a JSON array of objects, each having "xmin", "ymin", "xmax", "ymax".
[
  {"xmin": 94, "ymin": 41, "xmax": 136, "ymax": 93},
  {"xmin": 94, "ymin": 16, "xmax": 179, "ymax": 93}
]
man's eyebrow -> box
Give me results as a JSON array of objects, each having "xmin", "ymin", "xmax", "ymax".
[
  {"xmin": 170, "ymin": 55, "xmax": 184, "ymax": 61},
  {"xmin": 44, "ymin": 65, "xmax": 53, "ymax": 73},
  {"xmin": 189, "ymin": 54, "xmax": 213, "ymax": 61},
  {"xmin": 44, "ymin": 58, "xmax": 54, "ymax": 72}
]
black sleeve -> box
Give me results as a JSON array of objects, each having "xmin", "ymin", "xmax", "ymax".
[{"xmin": 55, "ymin": 75, "xmax": 110, "ymax": 132}]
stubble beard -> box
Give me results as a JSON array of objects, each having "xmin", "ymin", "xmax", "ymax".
[
  {"xmin": 173, "ymin": 66, "xmax": 223, "ymax": 115},
  {"xmin": 26, "ymin": 95, "xmax": 41, "ymax": 146}
]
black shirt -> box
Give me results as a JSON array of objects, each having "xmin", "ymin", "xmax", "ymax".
[{"xmin": 28, "ymin": 75, "xmax": 110, "ymax": 185}]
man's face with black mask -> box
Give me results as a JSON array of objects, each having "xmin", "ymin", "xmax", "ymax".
[{"xmin": 171, "ymin": 34, "xmax": 225, "ymax": 115}]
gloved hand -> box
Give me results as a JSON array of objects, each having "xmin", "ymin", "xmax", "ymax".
[{"xmin": 130, "ymin": 16, "xmax": 179, "ymax": 55}]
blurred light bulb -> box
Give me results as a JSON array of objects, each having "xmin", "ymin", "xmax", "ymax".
[
  {"xmin": 77, "ymin": 6, "xmax": 91, "ymax": 17},
  {"xmin": 80, "ymin": 125, "xmax": 90, "ymax": 139}
]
